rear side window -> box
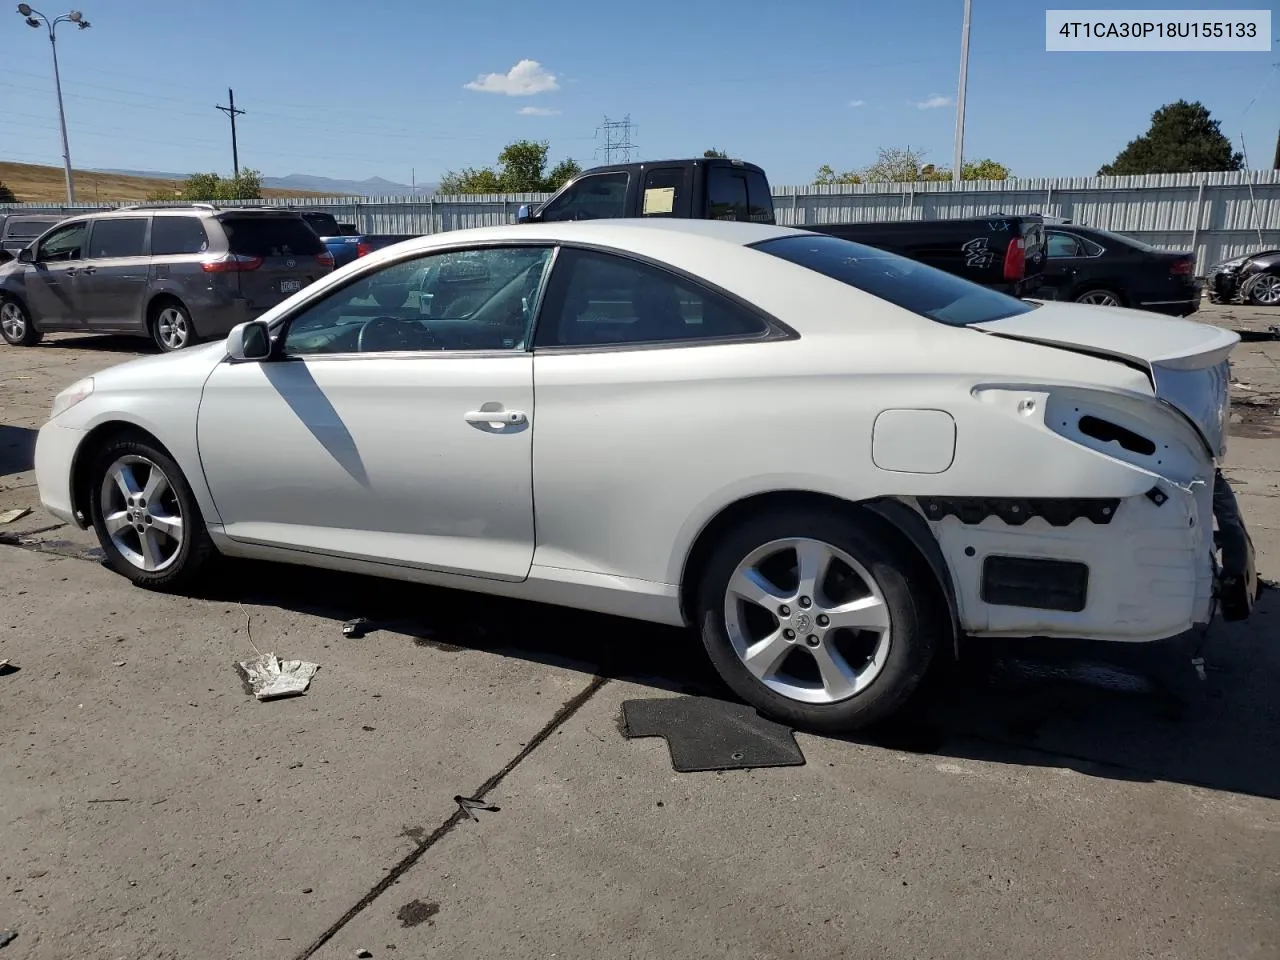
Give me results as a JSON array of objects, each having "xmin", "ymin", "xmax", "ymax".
[
  {"xmin": 88, "ymin": 218, "xmax": 148, "ymax": 258},
  {"xmin": 151, "ymin": 217, "xmax": 209, "ymax": 255},
  {"xmin": 219, "ymin": 216, "xmax": 325, "ymax": 257},
  {"xmin": 1047, "ymin": 232, "xmax": 1085, "ymax": 258},
  {"xmin": 744, "ymin": 171, "xmax": 774, "ymax": 224},
  {"xmin": 754, "ymin": 234, "xmax": 1035, "ymax": 327},
  {"xmin": 301, "ymin": 212, "xmax": 342, "ymax": 236},
  {"xmin": 535, "ymin": 247, "xmax": 769, "ymax": 348},
  {"xmin": 641, "ymin": 167, "xmax": 685, "ymax": 217},
  {"xmin": 707, "ymin": 168, "xmax": 748, "ymax": 221}
]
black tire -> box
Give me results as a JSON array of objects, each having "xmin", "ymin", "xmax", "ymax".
[
  {"xmin": 149, "ymin": 298, "xmax": 198, "ymax": 352},
  {"xmin": 87, "ymin": 435, "xmax": 215, "ymax": 591},
  {"xmin": 0, "ymin": 295, "xmax": 42, "ymax": 346},
  {"xmin": 1073, "ymin": 288, "xmax": 1125, "ymax": 308},
  {"xmin": 695, "ymin": 507, "xmax": 944, "ymax": 733}
]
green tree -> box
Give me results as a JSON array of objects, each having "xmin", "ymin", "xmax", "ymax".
[
  {"xmin": 1098, "ymin": 100, "xmax": 1242, "ymax": 176},
  {"xmin": 813, "ymin": 163, "xmax": 862, "ymax": 185},
  {"xmin": 438, "ymin": 139, "xmax": 581, "ymax": 194},
  {"xmin": 816, "ymin": 148, "xmax": 1010, "ymax": 184},
  {"xmin": 0, "ymin": 181, "xmax": 17, "ymax": 203},
  {"xmin": 160, "ymin": 169, "xmax": 264, "ymax": 202},
  {"xmin": 703, "ymin": 148, "xmax": 728, "ymax": 158}
]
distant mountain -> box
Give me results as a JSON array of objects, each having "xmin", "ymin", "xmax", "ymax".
[{"xmin": 93, "ymin": 169, "xmax": 436, "ymax": 198}]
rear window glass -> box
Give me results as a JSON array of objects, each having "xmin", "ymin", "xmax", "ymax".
[
  {"xmin": 220, "ymin": 215, "xmax": 325, "ymax": 257},
  {"xmin": 744, "ymin": 171, "xmax": 774, "ymax": 224},
  {"xmin": 151, "ymin": 217, "xmax": 209, "ymax": 255},
  {"xmin": 754, "ymin": 234, "xmax": 1035, "ymax": 327},
  {"xmin": 301, "ymin": 212, "xmax": 342, "ymax": 236},
  {"xmin": 8, "ymin": 219, "xmax": 59, "ymax": 240},
  {"xmin": 707, "ymin": 168, "xmax": 748, "ymax": 221},
  {"xmin": 1085, "ymin": 227, "xmax": 1157, "ymax": 254}
]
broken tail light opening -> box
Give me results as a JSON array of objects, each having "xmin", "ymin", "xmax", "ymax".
[
  {"xmin": 316, "ymin": 251, "xmax": 335, "ymax": 269},
  {"xmin": 356, "ymin": 241, "xmax": 374, "ymax": 258},
  {"xmin": 1003, "ymin": 236, "xmax": 1026, "ymax": 281},
  {"xmin": 201, "ymin": 253, "xmax": 263, "ymax": 273}
]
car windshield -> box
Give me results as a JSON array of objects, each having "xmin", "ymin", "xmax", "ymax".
[{"xmin": 753, "ymin": 234, "xmax": 1035, "ymax": 326}]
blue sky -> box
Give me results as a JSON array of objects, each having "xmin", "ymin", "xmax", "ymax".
[{"xmin": 2, "ymin": 0, "xmax": 1277, "ymax": 187}]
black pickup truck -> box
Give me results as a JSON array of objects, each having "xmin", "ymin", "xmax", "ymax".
[{"xmin": 516, "ymin": 158, "xmax": 1043, "ymax": 295}]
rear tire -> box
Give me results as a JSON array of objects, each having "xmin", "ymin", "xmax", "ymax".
[
  {"xmin": 695, "ymin": 507, "xmax": 944, "ymax": 733},
  {"xmin": 0, "ymin": 296, "xmax": 41, "ymax": 346},
  {"xmin": 1074, "ymin": 288, "xmax": 1124, "ymax": 307},
  {"xmin": 87, "ymin": 435, "xmax": 215, "ymax": 591},
  {"xmin": 150, "ymin": 299, "xmax": 197, "ymax": 352}
]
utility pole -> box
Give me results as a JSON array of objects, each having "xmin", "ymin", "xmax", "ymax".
[
  {"xmin": 1272, "ymin": 126, "xmax": 1279, "ymax": 170},
  {"xmin": 216, "ymin": 88, "xmax": 246, "ymax": 177},
  {"xmin": 952, "ymin": 0, "xmax": 972, "ymax": 184}
]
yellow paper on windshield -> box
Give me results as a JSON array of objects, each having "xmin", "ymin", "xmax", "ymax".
[{"xmin": 643, "ymin": 186, "xmax": 675, "ymax": 215}]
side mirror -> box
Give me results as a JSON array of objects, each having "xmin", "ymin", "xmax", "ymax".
[
  {"xmin": 226, "ymin": 320, "xmax": 271, "ymax": 361},
  {"xmin": 18, "ymin": 247, "xmax": 36, "ymax": 264},
  {"xmin": 516, "ymin": 204, "xmax": 533, "ymax": 224}
]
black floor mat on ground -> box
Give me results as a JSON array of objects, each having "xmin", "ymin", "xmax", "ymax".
[{"xmin": 620, "ymin": 696, "xmax": 806, "ymax": 772}]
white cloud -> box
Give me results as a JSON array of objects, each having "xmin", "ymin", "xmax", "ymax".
[
  {"xmin": 518, "ymin": 106, "xmax": 561, "ymax": 116},
  {"xmin": 916, "ymin": 94, "xmax": 954, "ymax": 110},
  {"xmin": 848, "ymin": 99, "xmax": 866, "ymax": 108},
  {"xmin": 465, "ymin": 59, "xmax": 559, "ymax": 96}
]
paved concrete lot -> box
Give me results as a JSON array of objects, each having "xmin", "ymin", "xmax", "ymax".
[{"xmin": 1, "ymin": 308, "xmax": 1278, "ymax": 960}]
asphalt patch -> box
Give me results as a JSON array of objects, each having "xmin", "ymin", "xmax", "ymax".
[
  {"xmin": 396, "ymin": 899, "xmax": 439, "ymax": 928},
  {"xmin": 620, "ymin": 696, "xmax": 806, "ymax": 772}
]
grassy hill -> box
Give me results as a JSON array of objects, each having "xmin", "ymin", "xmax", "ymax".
[{"xmin": 0, "ymin": 161, "xmax": 335, "ymax": 203}]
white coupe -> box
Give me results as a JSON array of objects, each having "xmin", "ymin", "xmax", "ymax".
[{"xmin": 34, "ymin": 219, "xmax": 1254, "ymax": 731}]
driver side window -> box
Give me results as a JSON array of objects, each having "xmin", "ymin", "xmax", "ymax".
[
  {"xmin": 283, "ymin": 245, "xmax": 553, "ymax": 356},
  {"xmin": 37, "ymin": 221, "xmax": 88, "ymax": 262}
]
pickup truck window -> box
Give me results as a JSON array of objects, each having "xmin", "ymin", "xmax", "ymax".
[
  {"xmin": 707, "ymin": 168, "xmax": 748, "ymax": 221},
  {"xmin": 642, "ymin": 168, "xmax": 685, "ymax": 217},
  {"xmin": 754, "ymin": 234, "xmax": 1034, "ymax": 327},
  {"xmin": 301, "ymin": 212, "xmax": 343, "ymax": 237},
  {"xmin": 744, "ymin": 170, "xmax": 774, "ymax": 224},
  {"xmin": 539, "ymin": 172, "xmax": 629, "ymax": 222}
]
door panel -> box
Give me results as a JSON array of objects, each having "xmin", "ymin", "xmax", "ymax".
[
  {"xmin": 82, "ymin": 216, "xmax": 152, "ymax": 330},
  {"xmin": 196, "ymin": 354, "xmax": 536, "ymax": 579},
  {"xmin": 21, "ymin": 220, "xmax": 89, "ymax": 329}
]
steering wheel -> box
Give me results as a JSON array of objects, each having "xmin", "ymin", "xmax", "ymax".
[{"xmin": 356, "ymin": 316, "xmax": 436, "ymax": 353}]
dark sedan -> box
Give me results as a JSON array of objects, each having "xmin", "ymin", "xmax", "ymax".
[
  {"xmin": 1208, "ymin": 249, "xmax": 1280, "ymax": 307},
  {"xmin": 1037, "ymin": 225, "xmax": 1199, "ymax": 317}
]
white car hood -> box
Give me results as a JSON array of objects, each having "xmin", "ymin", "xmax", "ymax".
[
  {"xmin": 91, "ymin": 341, "xmax": 227, "ymax": 388},
  {"xmin": 977, "ymin": 302, "xmax": 1237, "ymax": 457}
]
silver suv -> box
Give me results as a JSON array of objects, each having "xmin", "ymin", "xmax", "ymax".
[{"xmin": 0, "ymin": 205, "xmax": 334, "ymax": 351}]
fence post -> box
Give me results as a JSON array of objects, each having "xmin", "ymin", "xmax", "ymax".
[
  {"xmin": 1045, "ymin": 185, "xmax": 1053, "ymax": 214},
  {"xmin": 1190, "ymin": 180, "xmax": 1206, "ymax": 269}
]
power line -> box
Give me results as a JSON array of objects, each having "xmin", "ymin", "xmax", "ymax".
[{"xmin": 215, "ymin": 87, "xmax": 246, "ymax": 178}]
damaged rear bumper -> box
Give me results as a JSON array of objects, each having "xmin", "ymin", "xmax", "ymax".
[{"xmin": 920, "ymin": 474, "xmax": 1251, "ymax": 643}]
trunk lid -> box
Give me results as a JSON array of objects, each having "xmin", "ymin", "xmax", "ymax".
[
  {"xmin": 975, "ymin": 301, "xmax": 1237, "ymax": 457},
  {"xmin": 217, "ymin": 213, "xmax": 331, "ymax": 314}
]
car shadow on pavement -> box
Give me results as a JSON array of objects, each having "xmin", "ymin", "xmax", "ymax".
[
  {"xmin": 196, "ymin": 559, "xmax": 1280, "ymax": 801},
  {"xmin": 40, "ymin": 335, "xmax": 154, "ymax": 354},
  {"xmin": 0, "ymin": 424, "xmax": 36, "ymax": 477}
]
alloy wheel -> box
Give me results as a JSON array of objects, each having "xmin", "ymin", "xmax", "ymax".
[
  {"xmin": 156, "ymin": 307, "xmax": 190, "ymax": 350},
  {"xmin": 99, "ymin": 455, "xmax": 184, "ymax": 572},
  {"xmin": 1, "ymin": 301, "xmax": 27, "ymax": 341},
  {"xmin": 1076, "ymin": 290, "xmax": 1120, "ymax": 306},
  {"xmin": 1251, "ymin": 275, "xmax": 1280, "ymax": 306},
  {"xmin": 722, "ymin": 537, "xmax": 892, "ymax": 705}
]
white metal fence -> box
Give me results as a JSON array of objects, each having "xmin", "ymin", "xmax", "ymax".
[{"xmin": 4, "ymin": 170, "xmax": 1279, "ymax": 271}]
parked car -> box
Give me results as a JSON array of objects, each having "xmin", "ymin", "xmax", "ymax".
[
  {"xmin": 298, "ymin": 210, "xmax": 417, "ymax": 269},
  {"xmin": 0, "ymin": 205, "xmax": 334, "ymax": 352},
  {"xmin": 33, "ymin": 219, "xmax": 1253, "ymax": 732},
  {"xmin": 516, "ymin": 157, "xmax": 775, "ymax": 224},
  {"xmin": 805, "ymin": 215, "xmax": 1047, "ymax": 297},
  {"xmin": 1207, "ymin": 248, "xmax": 1280, "ymax": 307},
  {"xmin": 0, "ymin": 213, "xmax": 67, "ymax": 264},
  {"xmin": 1037, "ymin": 224, "xmax": 1200, "ymax": 316}
]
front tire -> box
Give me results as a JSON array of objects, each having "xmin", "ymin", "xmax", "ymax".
[
  {"xmin": 150, "ymin": 299, "xmax": 197, "ymax": 352},
  {"xmin": 0, "ymin": 296, "xmax": 42, "ymax": 346},
  {"xmin": 87, "ymin": 436, "xmax": 214, "ymax": 591},
  {"xmin": 1074, "ymin": 288, "xmax": 1123, "ymax": 307},
  {"xmin": 696, "ymin": 507, "xmax": 943, "ymax": 733},
  {"xmin": 1242, "ymin": 273, "xmax": 1280, "ymax": 307}
]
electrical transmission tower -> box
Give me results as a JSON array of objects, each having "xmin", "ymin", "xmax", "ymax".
[{"xmin": 595, "ymin": 115, "xmax": 638, "ymax": 163}]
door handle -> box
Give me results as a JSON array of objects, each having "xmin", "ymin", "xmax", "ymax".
[
  {"xmin": 79, "ymin": 266, "xmax": 96, "ymax": 275},
  {"xmin": 464, "ymin": 409, "xmax": 527, "ymax": 426}
]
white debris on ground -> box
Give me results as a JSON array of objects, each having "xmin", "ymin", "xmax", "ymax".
[
  {"xmin": 236, "ymin": 653, "xmax": 320, "ymax": 700},
  {"xmin": 0, "ymin": 507, "xmax": 31, "ymax": 524}
]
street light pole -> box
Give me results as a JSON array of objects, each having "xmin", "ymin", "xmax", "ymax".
[
  {"xmin": 16, "ymin": 5, "xmax": 91, "ymax": 204},
  {"xmin": 952, "ymin": 0, "xmax": 972, "ymax": 184}
]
